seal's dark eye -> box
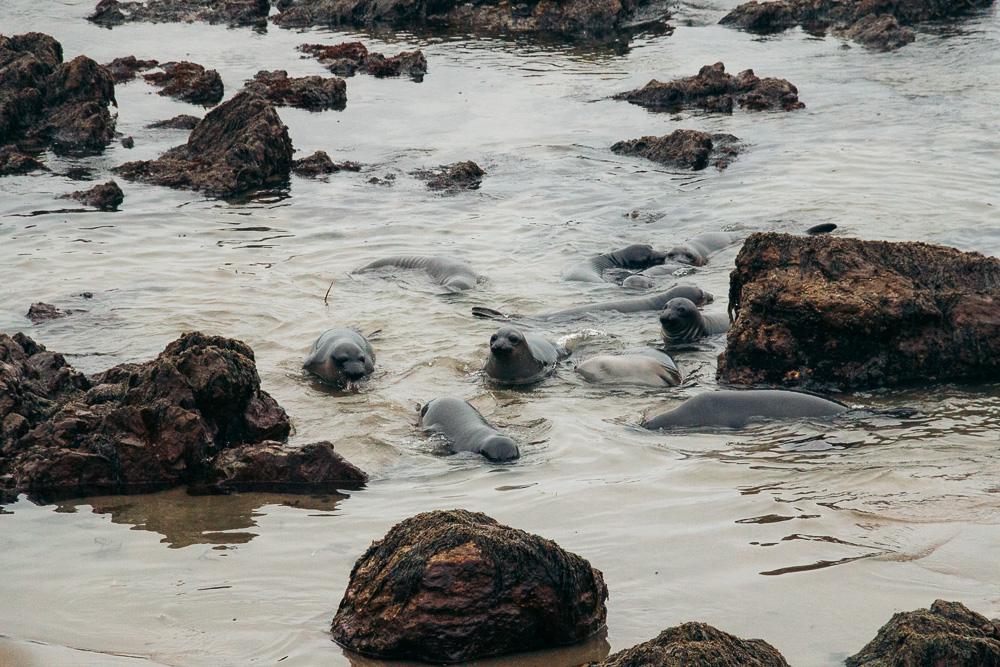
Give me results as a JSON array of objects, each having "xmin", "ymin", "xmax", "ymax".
[
  {"xmin": 508, "ymin": 335, "xmax": 519, "ymax": 344},
  {"xmin": 490, "ymin": 334, "xmax": 498, "ymax": 343}
]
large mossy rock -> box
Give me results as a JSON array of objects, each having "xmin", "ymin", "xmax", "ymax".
[
  {"xmin": 846, "ymin": 600, "xmax": 1000, "ymax": 667},
  {"xmin": 330, "ymin": 509, "xmax": 608, "ymax": 663},
  {"xmin": 717, "ymin": 233, "xmax": 1000, "ymax": 390},
  {"xmin": 592, "ymin": 622, "xmax": 789, "ymax": 666}
]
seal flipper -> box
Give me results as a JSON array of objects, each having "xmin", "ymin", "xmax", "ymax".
[{"xmin": 472, "ymin": 306, "xmax": 515, "ymax": 321}]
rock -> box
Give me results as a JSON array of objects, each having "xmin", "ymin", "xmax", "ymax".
[
  {"xmin": 846, "ymin": 600, "xmax": 1000, "ymax": 667},
  {"xmin": 144, "ymin": 61, "xmax": 224, "ymax": 106},
  {"xmin": 114, "ymin": 91, "xmax": 293, "ymax": 197},
  {"xmin": 839, "ymin": 14, "xmax": 916, "ymax": 50},
  {"xmin": 614, "ymin": 62, "xmax": 803, "ymax": 113},
  {"xmin": 592, "ymin": 622, "xmax": 789, "ymax": 666},
  {"xmin": 146, "ymin": 114, "xmax": 200, "ymax": 130},
  {"xmin": 26, "ymin": 303, "xmax": 78, "ymax": 324},
  {"xmin": 205, "ymin": 440, "xmax": 367, "ymax": 493},
  {"xmin": 330, "ymin": 509, "xmax": 608, "ymax": 663},
  {"xmin": 60, "ymin": 179, "xmax": 124, "ymax": 210},
  {"xmin": 242, "ymin": 70, "xmax": 346, "ymax": 111},
  {"xmin": 298, "ymin": 42, "xmax": 427, "ymax": 81},
  {"xmin": 291, "ymin": 150, "xmax": 360, "ymax": 177},
  {"xmin": 416, "ymin": 160, "xmax": 485, "ymax": 190},
  {"xmin": 611, "ymin": 130, "xmax": 740, "ymax": 171},
  {"xmin": 103, "ymin": 55, "xmax": 158, "ymax": 83},
  {"xmin": 275, "ymin": 0, "xmax": 670, "ymax": 38},
  {"xmin": 717, "ymin": 233, "xmax": 1000, "ymax": 390},
  {"xmin": 88, "ymin": 0, "xmax": 270, "ymax": 28},
  {"xmin": 0, "ymin": 146, "xmax": 46, "ymax": 175},
  {"xmin": 121, "ymin": 135, "xmax": 134, "ymax": 148},
  {"xmin": 718, "ymin": 0, "xmax": 797, "ymax": 33}
]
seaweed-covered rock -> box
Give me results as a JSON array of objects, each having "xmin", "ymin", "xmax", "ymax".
[
  {"xmin": 416, "ymin": 160, "xmax": 485, "ymax": 190},
  {"xmin": 103, "ymin": 55, "xmax": 159, "ymax": 83},
  {"xmin": 291, "ymin": 150, "xmax": 360, "ymax": 176},
  {"xmin": 88, "ymin": 0, "xmax": 270, "ymax": 28},
  {"xmin": 839, "ymin": 14, "xmax": 915, "ymax": 50},
  {"xmin": 25, "ymin": 303, "xmax": 78, "ymax": 324},
  {"xmin": 206, "ymin": 440, "xmax": 367, "ymax": 493},
  {"xmin": 60, "ymin": 179, "xmax": 124, "ymax": 210},
  {"xmin": 0, "ymin": 146, "xmax": 46, "ymax": 175},
  {"xmin": 717, "ymin": 233, "xmax": 1000, "ymax": 390},
  {"xmin": 144, "ymin": 61, "xmax": 224, "ymax": 106},
  {"xmin": 846, "ymin": 600, "xmax": 1000, "ymax": 667},
  {"xmin": 330, "ymin": 509, "xmax": 608, "ymax": 663},
  {"xmin": 147, "ymin": 114, "xmax": 200, "ymax": 130},
  {"xmin": 614, "ymin": 62, "xmax": 803, "ymax": 113},
  {"xmin": 611, "ymin": 130, "xmax": 740, "ymax": 170},
  {"xmin": 592, "ymin": 622, "xmax": 790, "ymax": 666},
  {"xmin": 242, "ymin": 70, "xmax": 346, "ymax": 111},
  {"xmin": 299, "ymin": 42, "xmax": 427, "ymax": 81},
  {"xmin": 114, "ymin": 91, "xmax": 293, "ymax": 197}
]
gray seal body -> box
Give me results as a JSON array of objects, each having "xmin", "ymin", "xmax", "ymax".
[
  {"xmin": 484, "ymin": 325, "xmax": 568, "ymax": 385},
  {"xmin": 666, "ymin": 232, "xmax": 738, "ymax": 266},
  {"xmin": 643, "ymin": 389, "xmax": 848, "ymax": 429},
  {"xmin": 576, "ymin": 347, "xmax": 682, "ymax": 387},
  {"xmin": 562, "ymin": 244, "xmax": 668, "ymax": 282},
  {"xmin": 355, "ymin": 255, "xmax": 480, "ymax": 291},
  {"xmin": 659, "ymin": 297, "xmax": 730, "ymax": 344},
  {"xmin": 303, "ymin": 328, "xmax": 375, "ymax": 386},
  {"xmin": 420, "ymin": 396, "xmax": 520, "ymax": 462},
  {"xmin": 538, "ymin": 285, "xmax": 713, "ymax": 321}
]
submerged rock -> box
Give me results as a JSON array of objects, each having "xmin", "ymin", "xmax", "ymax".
[
  {"xmin": 0, "ymin": 146, "xmax": 46, "ymax": 175},
  {"xmin": 717, "ymin": 233, "xmax": 1000, "ymax": 390},
  {"xmin": 330, "ymin": 509, "xmax": 608, "ymax": 663},
  {"xmin": 291, "ymin": 150, "xmax": 360, "ymax": 177},
  {"xmin": 144, "ymin": 61, "xmax": 224, "ymax": 106},
  {"xmin": 88, "ymin": 0, "xmax": 270, "ymax": 28},
  {"xmin": 114, "ymin": 91, "xmax": 293, "ymax": 197},
  {"xmin": 416, "ymin": 160, "xmax": 485, "ymax": 190},
  {"xmin": 242, "ymin": 70, "xmax": 346, "ymax": 111},
  {"xmin": 593, "ymin": 622, "xmax": 789, "ymax": 666},
  {"xmin": 614, "ymin": 62, "xmax": 803, "ymax": 113},
  {"xmin": 26, "ymin": 303, "xmax": 78, "ymax": 324},
  {"xmin": 103, "ymin": 55, "xmax": 159, "ymax": 83},
  {"xmin": 60, "ymin": 179, "xmax": 124, "ymax": 210},
  {"xmin": 146, "ymin": 114, "xmax": 200, "ymax": 130},
  {"xmin": 298, "ymin": 42, "xmax": 427, "ymax": 81},
  {"xmin": 611, "ymin": 130, "xmax": 740, "ymax": 170},
  {"xmin": 206, "ymin": 440, "xmax": 367, "ymax": 494},
  {"xmin": 846, "ymin": 600, "xmax": 1000, "ymax": 667}
]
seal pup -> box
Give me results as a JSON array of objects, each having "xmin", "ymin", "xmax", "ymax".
[
  {"xmin": 355, "ymin": 256, "xmax": 480, "ymax": 291},
  {"xmin": 659, "ymin": 297, "xmax": 730, "ymax": 344},
  {"xmin": 562, "ymin": 244, "xmax": 668, "ymax": 282},
  {"xmin": 575, "ymin": 347, "xmax": 681, "ymax": 387},
  {"xmin": 303, "ymin": 328, "xmax": 376, "ymax": 387},
  {"xmin": 420, "ymin": 396, "xmax": 520, "ymax": 462},
  {"xmin": 472, "ymin": 285, "xmax": 713, "ymax": 322},
  {"xmin": 484, "ymin": 325, "xmax": 569, "ymax": 385},
  {"xmin": 666, "ymin": 232, "xmax": 739, "ymax": 266},
  {"xmin": 642, "ymin": 389, "xmax": 849, "ymax": 429}
]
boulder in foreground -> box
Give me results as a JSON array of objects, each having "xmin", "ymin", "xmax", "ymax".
[
  {"xmin": 592, "ymin": 622, "xmax": 789, "ymax": 666},
  {"xmin": 717, "ymin": 233, "xmax": 1000, "ymax": 390},
  {"xmin": 331, "ymin": 509, "xmax": 608, "ymax": 663},
  {"xmin": 206, "ymin": 440, "xmax": 367, "ymax": 493}
]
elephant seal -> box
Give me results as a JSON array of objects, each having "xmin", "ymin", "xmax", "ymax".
[
  {"xmin": 303, "ymin": 328, "xmax": 375, "ymax": 386},
  {"xmin": 575, "ymin": 347, "xmax": 681, "ymax": 387},
  {"xmin": 472, "ymin": 285, "xmax": 713, "ymax": 322},
  {"xmin": 666, "ymin": 232, "xmax": 739, "ymax": 266},
  {"xmin": 642, "ymin": 390, "xmax": 849, "ymax": 429},
  {"xmin": 420, "ymin": 396, "xmax": 520, "ymax": 462},
  {"xmin": 355, "ymin": 256, "xmax": 480, "ymax": 291},
  {"xmin": 807, "ymin": 223, "xmax": 837, "ymax": 235},
  {"xmin": 484, "ymin": 326, "xmax": 568, "ymax": 385},
  {"xmin": 659, "ymin": 297, "xmax": 730, "ymax": 344},
  {"xmin": 562, "ymin": 244, "xmax": 668, "ymax": 282}
]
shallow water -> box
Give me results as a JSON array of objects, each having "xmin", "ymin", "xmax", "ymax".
[{"xmin": 2, "ymin": 0, "xmax": 1000, "ymax": 665}]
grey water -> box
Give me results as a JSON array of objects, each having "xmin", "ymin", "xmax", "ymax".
[{"xmin": 1, "ymin": 0, "xmax": 999, "ymax": 664}]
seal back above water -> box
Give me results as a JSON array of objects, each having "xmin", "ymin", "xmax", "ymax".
[
  {"xmin": 576, "ymin": 347, "xmax": 682, "ymax": 387},
  {"xmin": 666, "ymin": 232, "xmax": 739, "ymax": 266},
  {"xmin": 420, "ymin": 396, "xmax": 520, "ymax": 462},
  {"xmin": 355, "ymin": 255, "xmax": 480, "ymax": 290},
  {"xmin": 642, "ymin": 389, "xmax": 848, "ymax": 429},
  {"xmin": 562, "ymin": 243, "xmax": 668, "ymax": 282},
  {"xmin": 483, "ymin": 325, "xmax": 568, "ymax": 385},
  {"xmin": 303, "ymin": 328, "xmax": 375, "ymax": 387}
]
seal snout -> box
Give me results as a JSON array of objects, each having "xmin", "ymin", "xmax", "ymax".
[
  {"xmin": 480, "ymin": 435, "xmax": 520, "ymax": 462},
  {"xmin": 490, "ymin": 328, "xmax": 523, "ymax": 356}
]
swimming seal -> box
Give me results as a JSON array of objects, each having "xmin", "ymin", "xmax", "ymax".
[
  {"xmin": 472, "ymin": 285, "xmax": 713, "ymax": 322},
  {"xmin": 666, "ymin": 232, "xmax": 739, "ymax": 266},
  {"xmin": 659, "ymin": 297, "xmax": 730, "ymax": 344},
  {"xmin": 642, "ymin": 389, "xmax": 849, "ymax": 429},
  {"xmin": 420, "ymin": 396, "xmax": 520, "ymax": 462},
  {"xmin": 303, "ymin": 328, "xmax": 375, "ymax": 386},
  {"xmin": 355, "ymin": 256, "xmax": 480, "ymax": 291},
  {"xmin": 575, "ymin": 347, "xmax": 682, "ymax": 387},
  {"xmin": 484, "ymin": 325, "xmax": 568, "ymax": 385},
  {"xmin": 562, "ymin": 244, "xmax": 668, "ymax": 282}
]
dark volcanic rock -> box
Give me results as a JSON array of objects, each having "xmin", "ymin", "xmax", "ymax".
[
  {"xmin": 147, "ymin": 114, "xmax": 200, "ymax": 130},
  {"xmin": 103, "ymin": 55, "xmax": 159, "ymax": 83},
  {"xmin": 242, "ymin": 70, "xmax": 346, "ymax": 111},
  {"xmin": 299, "ymin": 42, "xmax": 427, "ymax": 81},
  {"xmin": 26, "ymin": 303, "xmax": 78, "ymax": 324},
  {"xmin": 276, "ymin": 0, "xmax": 669, "ymax": 38},
  {"xmin": 0, "ymin": 146, "xmax": 46, "ymax": 175},
  {"xmin": 60, "ymin": 179, "xmax": 124, "ymax": 210},
  {"xmin": 417, "ymin": 160, "xmax": 485, "ymax": 190},
  {"xmin": 88, "ymin": 0, "xmax": 270, "ymax": 28},
  {"xmin": 614, "ymin": 62, "xmax": 803, "ymax": 113},
  {"xmin": 839, "ymin": 14, "xmax": 915, "ymax": 50},
  {"xmin": 0, "ymin": 331, "xmax": 298, "ymax": 504},
  {"xmin": 144, "ymin": 61, "xmax": 224, "ymax": 106},
  {"xmin": 611, "ymin": 130, "xmax": 740, "ymax": 171},
  {"xmin": 718, "ymin": 0, "xmax": 797, "ymax": 33},
  {"xmin": 114, "ymin": 91, "xmax": 293, "ymax": 197},
  {"xmin": 717, "ymin": 233, "xmax": 1000, "ymax": 390},
  {"xmin": 291, "ymin": 150, "xmax": 360, "ymax": 177},
  {"xmin": 593, "ymin": 622, "xmax": 789, "ymax": 666},
  {"xmin": 330, "ymin": 509, "xmax": 608, "ymax": 663},
  {"xmin": 206, "ymin": 440, "xmax": 368, "ymax": 493},
  {"xmin": 846, "ymin": 600, "xmax": 1000, "ymax": 667}
]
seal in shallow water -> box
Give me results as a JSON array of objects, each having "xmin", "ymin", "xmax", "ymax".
[
  {"xmin": 355, "ymin": 256, "xmax": 480, "ymax": 290},
  {"xmin": 420, "ymin": 396, "xmax": 520, "ymax": 462},
  {"xmin": 483, "ymin": 326, "xmax": 568, "ymax": 385},
  {"xmin": 666, "ymin": 232, "xmax": 739, "ymax": 266},
  {"xmin": 472, "ymin": 285, "xmax": 713, "ymax": 322},
  {"xmin": 575, "ymin": 347, "xmax": 682, "ymax": 387},
  {"xmin": 562, "ymin": 243, "xmax": 669, "ymax": 282},
  {"xmin": 303, "ymin": 328, "xmax": 375, "ymax": 386},
  {"xmin": 642, "ymin": 389, "xmax": 848, "ymax": 429},
  {"xmin": 659, "ymin": 297, "xmax": 730, "ymax": 344}
]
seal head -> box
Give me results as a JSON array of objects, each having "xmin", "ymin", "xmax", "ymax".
[
  {"xmin": 617, "ymin": 243, "xmax": 668, "ymax": 269},
  {"xmin": 484, "ymin": 326, "xmax": 562, "ymax": 385},
  {"xmin": 479, "ymin": 434, "xmax": 520, "ymax": 462},
  {"xmin": 659, "ymin": 298, "xmax": 704, "ymax": 344},
  {"xmin": 303, "ymin": 328, "xmax": 376, "ymax": 387}
]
